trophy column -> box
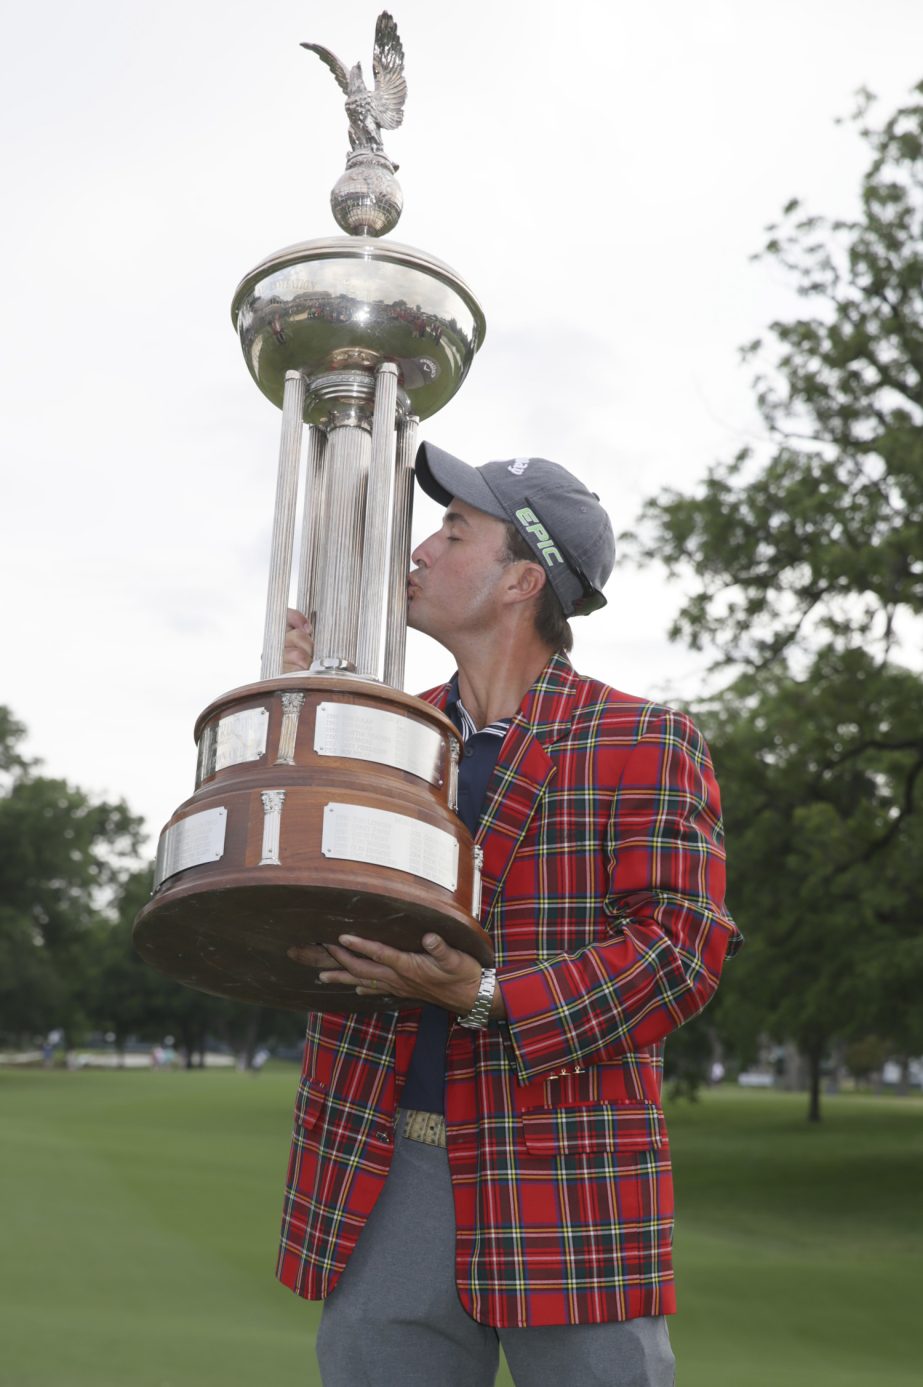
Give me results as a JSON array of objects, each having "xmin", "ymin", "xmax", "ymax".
[
  {"xmin": 385, "ymin": 415, "xmax": 419, "ymax": 688},
  {"xmin": 262, "ymin": 370, "xmax": 306, "ymax": 681}
]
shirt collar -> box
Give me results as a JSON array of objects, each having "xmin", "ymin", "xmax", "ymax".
[{"xmin": 445, "ymin": 674, "xmax": 511, "ymax": 743}]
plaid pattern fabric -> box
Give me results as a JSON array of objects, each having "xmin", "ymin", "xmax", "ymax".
[{"xmin": 277, "ymin": 654, "xmax": 741, "ymax": 1326}]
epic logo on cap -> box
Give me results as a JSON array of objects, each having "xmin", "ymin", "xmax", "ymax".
[
  {"xmin": 515, "ymin": 506, "xmax": 564, "ymax": 567},
  {"xmin": 507, "ymin": 458, "xmax": 530, "ymax": 476}
]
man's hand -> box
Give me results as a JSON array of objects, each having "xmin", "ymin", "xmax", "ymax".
[
  {"xmin": 283, "ymin": 608, "xmax": 314, "ymax": 672},
  {"xmin": 288, "ymin": 933, "xmax": 489, "ymax": 1016},
  {"xmin": 284, "ymin": 943, "xmax": 336, "ymax": 970}
]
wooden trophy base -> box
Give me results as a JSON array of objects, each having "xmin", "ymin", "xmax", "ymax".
[
  {"xmin": 133, "ymin": 674, "xmax": 491, "ymax": 1012},
  {"xmin": 134, "ymin": 879, "xmax": 492, "ymax": 1012}
]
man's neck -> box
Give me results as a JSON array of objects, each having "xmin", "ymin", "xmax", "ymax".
[{"xmin": 452, "ymin": 634, "xmax": 557, "ymax": 730}]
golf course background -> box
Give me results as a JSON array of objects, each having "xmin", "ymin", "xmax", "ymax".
[{"xmin": 2, "ymin": 1067, "xmax": 919, "ymax": 1387}]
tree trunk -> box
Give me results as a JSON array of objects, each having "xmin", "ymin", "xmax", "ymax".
[
  {"xmin": 781, "ymin": 1043, "xmax": 804, "ymax": 1092},
  {"xmin": 177, "ymin": 1020, "xmax": 194, "ymax": 1068},
  {"xmin": 826, "ymin": 1038, "xmax": 844, "ymax": 1095},
  {"xmin": 240, "ymin": 1008, "xmax": 265, "ymax": 1070}
]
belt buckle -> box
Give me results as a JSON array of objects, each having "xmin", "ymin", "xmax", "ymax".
[{"xmin": 401, "ymin": 1108, "xmax": 447, "ymax": 1148}]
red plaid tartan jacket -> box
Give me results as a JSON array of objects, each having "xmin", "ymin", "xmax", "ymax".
[{"xmin": 277, "ymin": 654, "xmax": 741, "ymax": 1326}]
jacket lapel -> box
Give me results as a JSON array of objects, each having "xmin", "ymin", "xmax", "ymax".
[
  {"xmin": 420, "ymin": 654, "xmax": 579, "ymax": 931},
  {"xmin": 476, "ymin": 656, "xmax": 577, "ymax": 929}
]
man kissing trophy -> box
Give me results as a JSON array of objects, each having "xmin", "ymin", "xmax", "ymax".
[{"xmin": 135, "ymin": 16, "xmax": 740, "ymax": 1387}]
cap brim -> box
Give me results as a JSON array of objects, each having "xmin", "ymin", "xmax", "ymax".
[{"xmin": 415, "ymin": 443, "xmax": 509, "ymax": 522}]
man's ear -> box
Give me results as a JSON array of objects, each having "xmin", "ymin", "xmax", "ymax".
[{"xmin": 504, "ymin": 560, "xmax": 547, "ymax": 607}]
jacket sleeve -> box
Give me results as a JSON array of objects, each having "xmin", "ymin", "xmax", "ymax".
[{"xmin": 495, "ymin": 709, "xmax": 742, "ymax": 1083}]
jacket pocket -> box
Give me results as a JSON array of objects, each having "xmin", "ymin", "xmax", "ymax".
[
  {"xmin": 521, "ymin": 1101, "xmax": 665, "ymax": 1156},
  {"xmin": 293, "ymin": 1075, "xmax": 328, "ymax": 1131}
]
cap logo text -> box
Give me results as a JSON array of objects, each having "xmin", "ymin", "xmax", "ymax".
[
  {"xmin": 507, "ymin": 458, "xmax": 530, "ymax": 476},
  {"xmin": 515, "ymin": 507, "xmax": 564, "ymax": 567}
]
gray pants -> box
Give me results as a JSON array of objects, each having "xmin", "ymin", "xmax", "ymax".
[{"xmin": 316, "ymin": 1128, "xmax": 675, "ymax": 1387}]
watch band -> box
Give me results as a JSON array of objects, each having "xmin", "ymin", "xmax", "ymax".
[{"xmin": 457, "ymin": 967, "xmax": 497, "ymax": 1029}]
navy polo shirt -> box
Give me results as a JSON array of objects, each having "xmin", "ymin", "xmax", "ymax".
[{"xmin": 400, "ymin": 678, "xmax": 509, "ymax": 1115}]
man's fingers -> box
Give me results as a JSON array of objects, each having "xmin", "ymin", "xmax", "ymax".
[
  {"xmin": 323, "ymin": 942, "xmax": 397, "ymax": 985},
  {"xmin": 287, "ymin": 943, "xmax": 335, "ymax": 969},
  {"xmin": 317, "ymin": 968, "xmax": 365, "ymax": 987},
  {"xmin": 283, "ymin": 607, "xmax": 315, "ymax": 672},
  {"xmin": 415, "ymin": 933, "xmax": 470, "ymax": 975},
  {"xmin": 286, "ymin": 607, "xmax": 313, "ymax": 632},
  {"xmin": 313, "ymin": 934, "xmax": 481, "ymax": 1013},
  {"xmin": 283, "ymin": 641, "xmax": 313, "ymax": 673},
  {"xmin": 337, "ymin": 933, "xmax": 467, "ymax": 976},
  {"xmin": 335, "ymin": 935, "xmax": 402, "ymax": 967}
]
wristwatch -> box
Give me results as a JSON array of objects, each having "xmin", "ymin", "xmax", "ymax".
[{"xmin": 458, "ymin": 967, "xmax": 497, "ymax": 1030}]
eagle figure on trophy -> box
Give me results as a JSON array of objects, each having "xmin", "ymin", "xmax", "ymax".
[
  {"xmin": 301, "ymin": 10, "xmax": 407, "ymax": 236},
  {"xmin": 302, "ymin": 11, "xmax": 407, "ymax": 161}
]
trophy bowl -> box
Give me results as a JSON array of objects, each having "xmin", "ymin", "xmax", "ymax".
[{"xmin": 232, "ymin": 237, "xmax": 486, "ymax": 424}]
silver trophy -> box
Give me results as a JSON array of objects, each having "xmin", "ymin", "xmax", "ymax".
[{"xmin": 134, "ymin": 13, "xmax": 490, "ymax": 1012}]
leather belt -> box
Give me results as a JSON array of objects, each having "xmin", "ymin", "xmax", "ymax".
[{"xmin": 400, "ymin": 1108, "xmax": 447, "ymax": 1148}]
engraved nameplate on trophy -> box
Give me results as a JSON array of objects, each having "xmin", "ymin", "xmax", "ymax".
[
  {"xmin": 154, "ymin": 807, "xmax": 227, "ymax": 890},
  {"xmin": 196, "ymin": 707, "xmax": 269, "ymax": 785},
  {"xmin": 471, "ymin": 844, "xmax": 484, "ymax": 919},
  {"xmin": 322, "ymin": 803, "xmax": 459, "ymax": 892},
  {"xmin": 314, "ymin": 702, "xmax": 445, "ymax": 785}
]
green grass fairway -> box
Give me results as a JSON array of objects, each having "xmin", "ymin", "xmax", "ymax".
[
  {"xmin": 1, "ymin": 1071, "xmax": 920, "ymax": 1386},
  {"xmin": 668, "ymin": 1088, "xmax": 921, "ymax": 1387}
]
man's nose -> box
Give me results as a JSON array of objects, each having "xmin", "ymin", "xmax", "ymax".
[{"xmin": 411, "ymin": 531, "xmax": 438, "ymax": 566}]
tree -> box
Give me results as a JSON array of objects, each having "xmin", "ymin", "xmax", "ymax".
[
  {"xmin": 640, "ymin": 85, "xmax": 923, "ymax": 673},
  {"xmin": 89, "ymin": 866, "xmax": 307, "ymax": 1068},
  {"xmin": 81, "ymin": 866, "xmax": 188, "ymax": 1060},
  {"xmin": 0, "ymin": 708, "xmax": 144, "ymax": 1044},
  {"xmin": 694, "ymin": 651, "xmax": 923, "ymax": 1120},
  {"xmin": 0, "ymin": 708, "xmax": 307, "ymax": 1063},
  {"xmin": 634, "ymin": 85, "xmax": 923, "ymax": 1119}
]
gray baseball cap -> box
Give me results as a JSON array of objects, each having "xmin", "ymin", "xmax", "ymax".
[{"xmin": 415, "ymin": 442, "xmax": 615, "ymax": 616}]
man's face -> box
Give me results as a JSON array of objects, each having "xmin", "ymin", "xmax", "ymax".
[{"xmin": 407, "ymin": 497, "xmax": 512, "ymax": 648}]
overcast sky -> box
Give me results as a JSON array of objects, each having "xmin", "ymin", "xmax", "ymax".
[{"xmin": 3, "ymin": 0, "xmax": 922, "ymax": 851}]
